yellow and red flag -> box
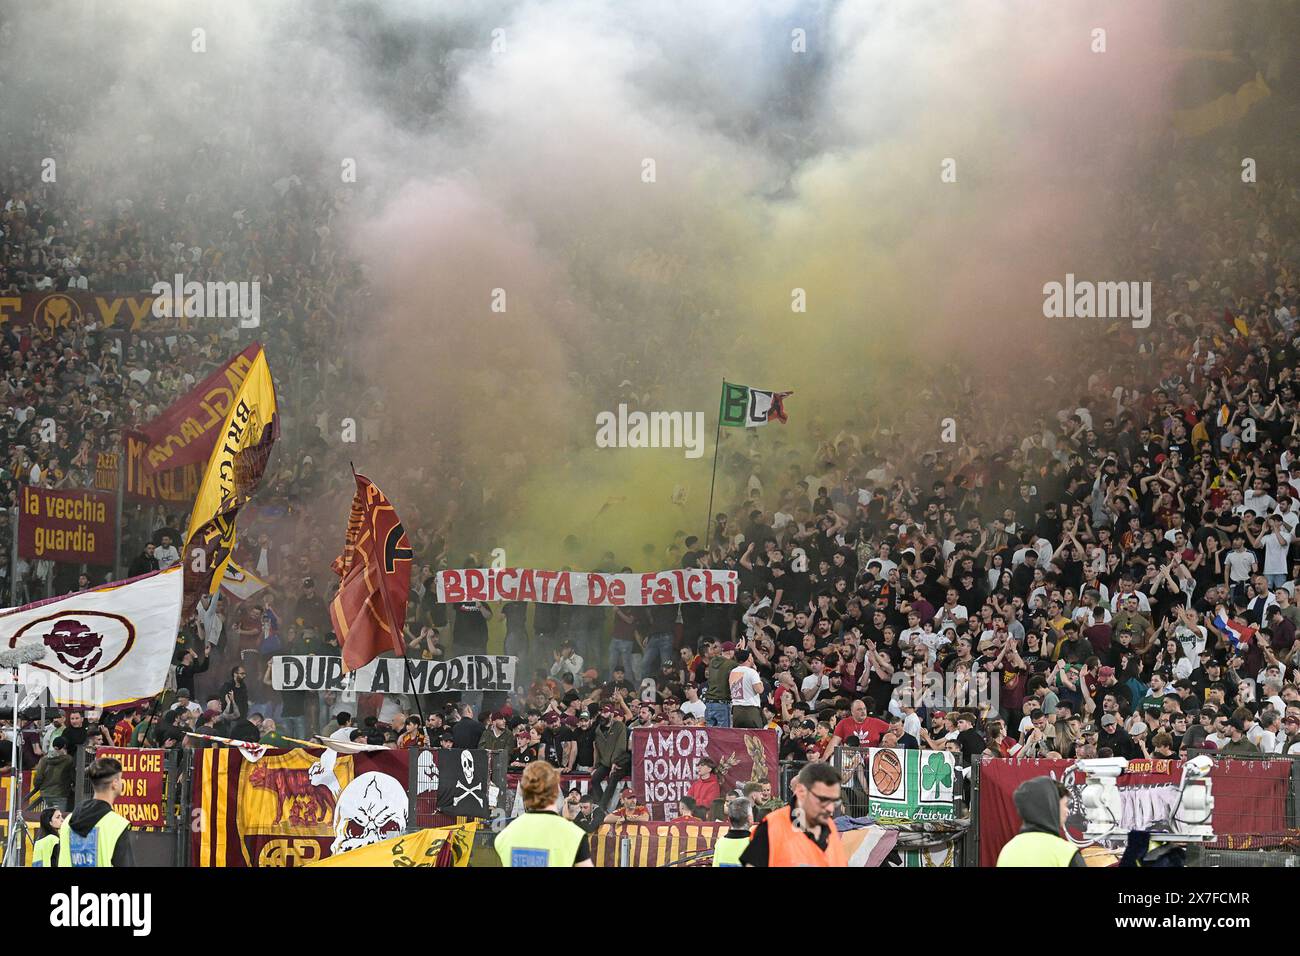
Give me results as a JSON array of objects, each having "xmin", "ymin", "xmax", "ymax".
[
  {"xmin": 307, "ymin": 823, "xmax": 477, "ymax": 868},
  {"xmin": 329, "ymin": 471, "xmax": 413, "ymax": 672}
]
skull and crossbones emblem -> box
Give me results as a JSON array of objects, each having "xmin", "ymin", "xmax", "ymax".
[{"xmin": 452, "ymin": 750, "xmax": 483, "ymax": 807}]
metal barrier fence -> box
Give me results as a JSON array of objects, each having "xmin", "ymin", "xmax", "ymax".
[
  {"xmin": 1184, "ymin": 749, "xmax": 1300, "ymax": 855},
  {"xmin": 70, "ymin": 744, "xmax": 1300, "ymax": 867},
  {"xmin": 73, "ymin": 745, "xmax": 189, "ymax": 867},
  {"xmin": 407, "ymin": 746, "xmax": 511, "ymax": 833},
  {"xmin": 776, "ymin": 749, "xmax": 971, "ymax": 867}
]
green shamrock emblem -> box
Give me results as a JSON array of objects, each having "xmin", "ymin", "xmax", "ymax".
[{"xmin": 921, "ymin": 752, "xmax": 952, "ymax": 797}]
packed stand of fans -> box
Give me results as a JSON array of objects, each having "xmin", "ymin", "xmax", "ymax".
[{"xmin": 3, "ymin": 79, "xmax": 1300, "ymax": 836}]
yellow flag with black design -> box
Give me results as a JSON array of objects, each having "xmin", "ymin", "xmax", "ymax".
[
  {"xmin": 182, "ymin": 346, "xmax": 279, "ymax": 614},
  {"xmin": 308, "ymin": 823, "xmax": 478, "ymax": 868}
]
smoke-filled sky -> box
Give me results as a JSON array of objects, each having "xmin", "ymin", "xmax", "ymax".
[{"xmin": 2, "ymin": 0, "xmax": 1289, "ymax": 569}]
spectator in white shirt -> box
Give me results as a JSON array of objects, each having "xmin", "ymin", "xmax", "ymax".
[
  {"xmin": 800, "ymin": 658, "xmax": 830, "ymax": 706},
  {"xmin": 1273, "ymin": 497, "xmax": 1299, "ymax": 533},
  {"xmin": 153, "ymin": 533, "xmax": 181, "ymax": 570},
  {"xmin": 1250, "ymin": 514, "xmax": 1293, "ymax": 588},
  {"xmin": 1250, "ymin": 711, "xmax": 1281, "ymax": 754},
  {"xmin": 680, "ymin": 684, "xmax": 706, "ymax": 721},
  {"xmin": 1243, "ymin": 479, "xmax": 1278, "ymax": 518}
]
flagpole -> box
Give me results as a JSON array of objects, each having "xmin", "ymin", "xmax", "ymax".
[
  {"xmin": 9, "ymin": 505, "xmax": 18, "ymax": 606},
  {"xmin": 703, "ymin": 378, "xmax": 725, "ymax": 550},
  {"xmin": 113, "ymin": 451, "xmax": 125, "ymax": 581},
  {"xmin": 350, "ymin": 463, "xmax": 427, "ymax": 731}
]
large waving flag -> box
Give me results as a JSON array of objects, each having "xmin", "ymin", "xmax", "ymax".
[
  {"xmin": 0, "ymin": 568, "xmax": 182, "ymax": 707},
  {"xmin": 330, "ymin": 471, "xmax": 414, "ymax": 672},
  {"xmin": 183, "ymin": 347, "xmax": 279, "ymax": 614},
  {"xmin": 719, "ymin": 381, "xmax": 793, "ymax": 427},
  {"xmin": 129, "ymin": 343, "xmax": 263, "ymax": 476},
  {"xmin": 307, "ymin": 823, "xmax": 477, "ymax": 868}
]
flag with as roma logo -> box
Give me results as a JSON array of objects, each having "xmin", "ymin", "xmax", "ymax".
[
  {"xmin": 329, "ymin": 471, "xmax": 414, "ymax": 672},
  {"xmin": 0, "ymin": 567, "xmax": 182, "ymax": 708}
]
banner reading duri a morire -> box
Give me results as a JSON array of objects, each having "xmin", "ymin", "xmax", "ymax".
[{"xmin": 271, "ymin": 654, "xmax": 517, "ymax": 695}]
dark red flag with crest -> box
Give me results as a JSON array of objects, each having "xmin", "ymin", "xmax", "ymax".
[{"xmin": 329, "ymin": 472, "xmax": 413, "ymax": 672}]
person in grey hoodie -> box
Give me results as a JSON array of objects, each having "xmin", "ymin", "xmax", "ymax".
[{"xmin": 996, "ymin": 776, "xmax": 1085, "ymax": 867}]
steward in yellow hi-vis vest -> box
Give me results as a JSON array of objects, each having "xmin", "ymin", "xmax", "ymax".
[
  {"xmin": 30, "ymin": 808, "xmax": 64, "ymax": 867},
  {"xmin": 996, "ymin": 777, "xmax": 1084, "ymax": 867},
  {"xmin": 58, "ymin": 757, "xmax": 135, "ymax": 867},
  {"xmin": 494, "ymin": 761, "xmax": 592, "ymax": 867},
  {"xmin": 712, "ymin": 795, "xmax": 755, "ymax": 866},
  {"xmin": 712, "ymin": 832, "xmax": 750, "ymax": 866}
]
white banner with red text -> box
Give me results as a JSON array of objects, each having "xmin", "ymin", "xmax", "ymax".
[{"xmin": 435, "ymin": 568, "xmax": 737, "ymax": 606}]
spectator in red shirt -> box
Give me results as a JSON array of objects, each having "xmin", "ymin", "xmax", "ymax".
[
  {"xmin": 112, "ymin": 709, "xmax": 140, "ymax": 748},
  {"xmin": 685, "ymin": 756, "xmax": 721, "ymax": 810},
  {"xmin": 604, "ymin": 786, "xmax": 650, "ymax": 823},
  {"xmin": 826, "ymin": 699, "xmax": 889, "ymax": 759},
  {"xmin": 1083, "ymin": 606, "xmax": 1113, "ymax": 656}
]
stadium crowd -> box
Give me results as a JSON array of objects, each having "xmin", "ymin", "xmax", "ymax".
[{"xmin": 3, "ymin": 73, "xmax": 1300, "ymax": 834}]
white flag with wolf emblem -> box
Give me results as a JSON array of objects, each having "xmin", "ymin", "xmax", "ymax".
[{"xmin": 0, "ymin": 567, "xmax": 182, "ymax": 707}]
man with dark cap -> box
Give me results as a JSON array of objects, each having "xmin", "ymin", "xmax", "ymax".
[
  {"xmin": 1098, "ymin": 712, "xmax": 1137, "ymax": 758},
  {"xmin": 996, "ymin": 777, "xmax": 1085, "ymax": 867},
  {"xmin": 479, "ymin": 711, "xmax": 512, "ymax": 754}
]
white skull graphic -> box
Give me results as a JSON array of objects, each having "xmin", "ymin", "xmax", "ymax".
[
  {"xmin": 416, "ymin": 749, "xmax": 438, "ymax": 794},
  {"xmin": 330, "ymin": 771, "xmax": 408, "ymax": 855},
  {"xmin": 460, "ymin": 749, "xmax": 475, "ymax": 782}
]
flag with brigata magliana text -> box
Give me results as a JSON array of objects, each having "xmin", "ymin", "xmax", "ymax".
[
  {"xmin": 329, "ymin": 472, "xmax": 414, "ymax": 673},
  {"xmin": 182, "ymin": 346, "xmax": 279, "ymax": 615},
  {"xmin": 719, "ymin": 381, "xmax": 792, "ymax": 427}
]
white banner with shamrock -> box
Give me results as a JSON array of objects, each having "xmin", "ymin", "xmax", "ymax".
[{"xmin": 866, "ymin": 748, "xmax": 956, "ymax": 822}]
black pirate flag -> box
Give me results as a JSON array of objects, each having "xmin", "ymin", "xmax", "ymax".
[{"xmin": 436, "ymin": 748, "xmax": 491, "ymax": 819}]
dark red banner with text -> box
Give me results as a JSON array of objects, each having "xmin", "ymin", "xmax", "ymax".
[
  {"xmin": 0, "ymin": 290, "xmax": 185, "ymax": 334},
  {"xmin": 977, "ymin": 757, "xmax": 1292, "ymax": 866},
  {"xmin": 630, "ymin": 727, "xmax": 778, "ymax": 821},
  {"xmin": 96, "ymin": 747, "xmax": 168, "ymax": 829},
  {"xmin": 18, "ymin": 486, "xmax": 115, "ymax": 566},
  {"xmin": 128, "ymin": 343, "xmax": 261, "ymax": 476}
]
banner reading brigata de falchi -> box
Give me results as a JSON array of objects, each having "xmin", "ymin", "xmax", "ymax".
[
  {"xmin": 630, "ymin": 727, "xmax": 778, "ymax": 821},
  {"xmin": 18, "ymin": 486, "xmax": 116, "ymax": 566},
  {"xmin": 436, "ymin": 568, "xmax": 737, "ymax": 606}
]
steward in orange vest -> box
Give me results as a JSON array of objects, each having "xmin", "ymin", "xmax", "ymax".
[{"xmin": 739, "ymin": 762, "xmax": 847, "ymax": 867}]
